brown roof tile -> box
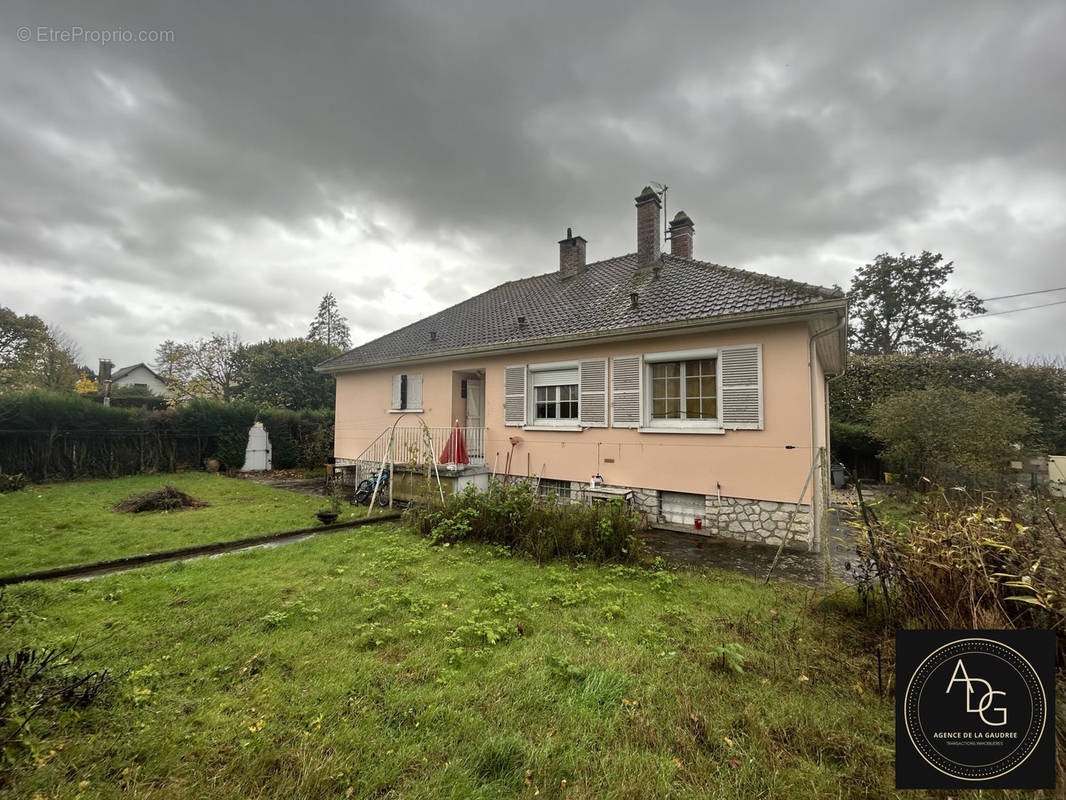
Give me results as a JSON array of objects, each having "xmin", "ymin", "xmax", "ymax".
[{"xmin": 318, "ymin": 253, "xmax": 842, "ymax": 370}]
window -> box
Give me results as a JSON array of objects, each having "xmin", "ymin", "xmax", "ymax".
[
  {"xmin": 648, "ymin": 357, "xmax": 718, "ymax": 424},
  {"xmin": 526, "ymin": 364, "xmax": 579, "ymax": 426},
  {"xmin": 391, "ymin": 373, "xmax": 423, "ymax": 411},
  {"xmin": 534, "ymin": 384, "xmax": 578, "ymax": 420},
  {"xmin": 537, "ymin": 478, "xmax": 573, "ymax": 501}
]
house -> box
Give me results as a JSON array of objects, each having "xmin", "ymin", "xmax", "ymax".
[
  {"xmin": 317, "ymin": 187, "xmax": 847, "ymax": 551},
  {"xmin": 99, "ymin": 359, "xmax": 169, "ymax": 397}
]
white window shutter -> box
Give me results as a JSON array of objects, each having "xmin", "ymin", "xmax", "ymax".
[
  {"xmin": 391, "ymin": 374, "xmax": 403, "ymax": 410},
  {"xmin": 504, "ymin": 365, "xmax": 526, "ymax": 426},
  {"xmin": 611, "ymin": 355, "xmax": 642, "ymax": 428},
  {"xmin": 579, "ymin": 358, "xmax": 608, "ymax": 427},
  {"xmin": 720, "ymin": 345, "xmax": 763, "ymax": 430},
  {"xmin": 408, "ymin": 373, "xmax": 423, "ymax": 410}
]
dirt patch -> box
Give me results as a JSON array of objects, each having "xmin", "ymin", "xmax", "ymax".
[{"xmin": 113, "ymin": 486, "xmax": 210, "ymax": 514}]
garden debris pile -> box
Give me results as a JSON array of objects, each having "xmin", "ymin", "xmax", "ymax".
[{"xmin": 113, "ymin": 486, "xmax": 209, "ymax": 514}]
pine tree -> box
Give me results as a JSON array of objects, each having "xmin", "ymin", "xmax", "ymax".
[{"xmin": 307, "ymin": 293, "xmax": 351, "ymax": 349}]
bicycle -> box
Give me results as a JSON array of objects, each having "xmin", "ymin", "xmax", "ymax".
[{"xmin": 354, "ymin": 470, "xmax": 391, "ymax": 505}]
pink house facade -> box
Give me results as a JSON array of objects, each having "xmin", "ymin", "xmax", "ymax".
[{"xmin": 319, "ymin": 188, "xmax": 847, "ymax": 551}]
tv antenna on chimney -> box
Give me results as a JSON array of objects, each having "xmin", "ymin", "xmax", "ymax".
[{"xmin": 649, "ymin": 181, "xmax": 670, "ymax": 240}]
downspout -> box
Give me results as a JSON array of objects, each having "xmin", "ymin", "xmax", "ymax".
[{"xmin": 809, "ymin": 313, "xmax": 847, "ymax": 553}]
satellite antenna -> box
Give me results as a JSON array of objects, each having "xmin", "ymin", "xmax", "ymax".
[{"xmin": 649, "ymin": 181, "xmax": 669, "ymax": 240}]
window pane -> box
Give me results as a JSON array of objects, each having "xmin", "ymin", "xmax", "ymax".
[
  {"xmin": 686, "ymin": 397, "xmax": 704, "ymax": 419},
  {"xmin": 700, "ymin": 395, "xmax": 716, "ymax": 418},
  {"xmin": 535, "ymin": 386, "xmax": 547, "ymax": 402},
  {"xmin": 666, "ymin": 399, "xmax": 680, "ymax": 418},
  {"xmin": 562, "ymin": 401, "xmax": 578, "ymax": 419},
  {"xmin": 652, "ymin": 398, "xmax": 666, "ymax": 418}
]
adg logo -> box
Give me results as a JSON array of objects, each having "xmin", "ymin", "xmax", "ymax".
[
  {"xmin": 946, "ymin": 658, "xmax": 1007, "ymax": 726},
  {"xmin": 896, "ymin": 630, "xmax": 1055, "ymax": 790}
]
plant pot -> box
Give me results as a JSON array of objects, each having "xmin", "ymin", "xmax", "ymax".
[{"xmin": 316, "ymin": 510, "xmax": 339, "ymax": 525}]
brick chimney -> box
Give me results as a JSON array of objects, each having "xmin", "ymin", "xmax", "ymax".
[
  {"xmin": 635, "ymin": 186, "xmax": 661, "ymax": 267},
  {"xmin": 669, "ymin": 211, "xmax": 694, "ymax": 259},
  {"xmin": 559, "ymin": 227, "xmax": 587, "ymax": 278}
]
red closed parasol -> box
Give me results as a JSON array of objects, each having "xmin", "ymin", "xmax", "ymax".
[{"xmin": 439, "ymin": 421, "xmax": 469, "ymax": 466}]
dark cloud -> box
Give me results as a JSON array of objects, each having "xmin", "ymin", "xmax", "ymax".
[{"xmin": 1, "ymin": 0, "xmax": 1063, "ymax": 365}]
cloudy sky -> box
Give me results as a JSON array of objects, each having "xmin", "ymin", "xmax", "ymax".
[{"xmin": 2, "ymin": 0, "xmax": 1064, "ymax": 367}]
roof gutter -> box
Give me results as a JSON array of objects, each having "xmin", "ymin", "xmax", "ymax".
[{"xmin": 317, "ymin": 297, "xmax": 848, "ymax": 374}]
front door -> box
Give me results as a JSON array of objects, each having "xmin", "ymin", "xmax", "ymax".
[{"xmin": 465, "ymin": 379, "xmax": 484, "ymax": 460}]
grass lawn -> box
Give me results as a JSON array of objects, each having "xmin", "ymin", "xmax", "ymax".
[
  {"xmin": 0, "ymin": 474, "xmax": 391, "ymax": 577},
  {"xmin": 0, "ymin": 522, "xmax": 927, "ymax": 800}
]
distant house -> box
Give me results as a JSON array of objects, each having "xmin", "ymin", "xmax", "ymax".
[
  {"xmin": 99, "ymin": 360, "xmax": 169, "ymax": 397},
  {"xmin": 318, "ymin": 186, "xmax": 847, "ymax": 551}
]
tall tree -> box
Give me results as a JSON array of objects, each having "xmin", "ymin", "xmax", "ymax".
[
  {"xmin": 233, "ymin": 338, "xmax": 339, "ymax": 410},
  {"xmin": 307, "ymin": 293, "xmax": 351, "ymax": 349},
  {"xmin": 154, "ymin": 332, "xmax": 243, "ymax": 402},
  {"xmin": 848, "ymin": 251, "xmax": 984, "ymax": 354},
  {"xmin": 34, "ymin": 325, "xmax": 82, "ymax": 392},
  {"xmin": 0, "ymin": 306, "xmax": 49, "ymax": 392}
]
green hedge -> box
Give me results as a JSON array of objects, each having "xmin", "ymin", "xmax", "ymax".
[{"xmin": 0, "ymin": 391, "xmax": 333, "ymax": 481}]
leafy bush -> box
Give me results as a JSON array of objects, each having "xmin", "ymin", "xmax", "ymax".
[
  {"xmin": 869, "ymin": 387, "xmax": 1035, "ymax": 488},
  {"xmin": 830, "ymin": 352, "xmax": 1066, "ymax": 472},
  {"xmin": 407, "ymin": 479, "xmax": 645, "ymax": 564}
]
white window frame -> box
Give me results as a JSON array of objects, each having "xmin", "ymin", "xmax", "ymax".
[
  {"xmin": 389, "ymin": 372, "xmax": 423, "ymax": 413},
  {"xmin": 639, "ymin": 347, "xmax": 725, "ymax": 434},
  {"xmin": 524, "ymin": 361, "xmax": 582, "ymax": 430}
]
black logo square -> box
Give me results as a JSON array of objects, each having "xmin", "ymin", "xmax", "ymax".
[{"xmin": 896, "ymin": 630, "xmax": 1055, "ymax": 790}]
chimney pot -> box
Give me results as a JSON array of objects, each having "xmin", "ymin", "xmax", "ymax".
[
  {"xmin": 517, "ymin": 315, "xmax": 527, "ymax": 327},
  {"xmin": 430, "ymin": 330, "xmax": 437, "ymax": 342},
  {"xmin": 558, "ymin": 229, "xmax": 587, "ymax": 278},
  {"xmin": 630, "ymin": 292, "xmax": 639, "ymax": 309},
  {"xmin": 635, "ymin": 186, "xmax": 662, "ymax": 267},
  {"xmin": 669, "ymin": 210, "xmax": 694, "ymax": 259}
]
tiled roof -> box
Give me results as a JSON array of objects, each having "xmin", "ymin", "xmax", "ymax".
[
  {"xmin": 111, "ymin": 363, "xmax": 162, "ymax": 382},
  {"xmin": 318, "ymin": 253, "xmax": 843, "ymax": 371}
]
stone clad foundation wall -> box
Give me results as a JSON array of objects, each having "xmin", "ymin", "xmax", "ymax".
[
  {"xmin": 703, "ymin": 495, "xmax": 811, "ymax": 548},
  {"xmin": 561, "ymin": 482, "xmax": 813, "ymax": 550}
]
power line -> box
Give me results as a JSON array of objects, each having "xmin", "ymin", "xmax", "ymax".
[
  {"xmin": 979, "ymin": 286, "xmax": 1066, "ymax": 302},
  {"xmin": 963, "ymin": 298, "xmax": 1066, "ymax": 319}
]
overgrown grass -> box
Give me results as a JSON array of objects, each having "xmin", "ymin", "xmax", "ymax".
[
  {"xmin": 0, "ymin": 520, "xmax": 960, "ymax": 798},
  {"xmin": 0, "ymin": 474, "xmax": 388, "ymax": 576}
]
